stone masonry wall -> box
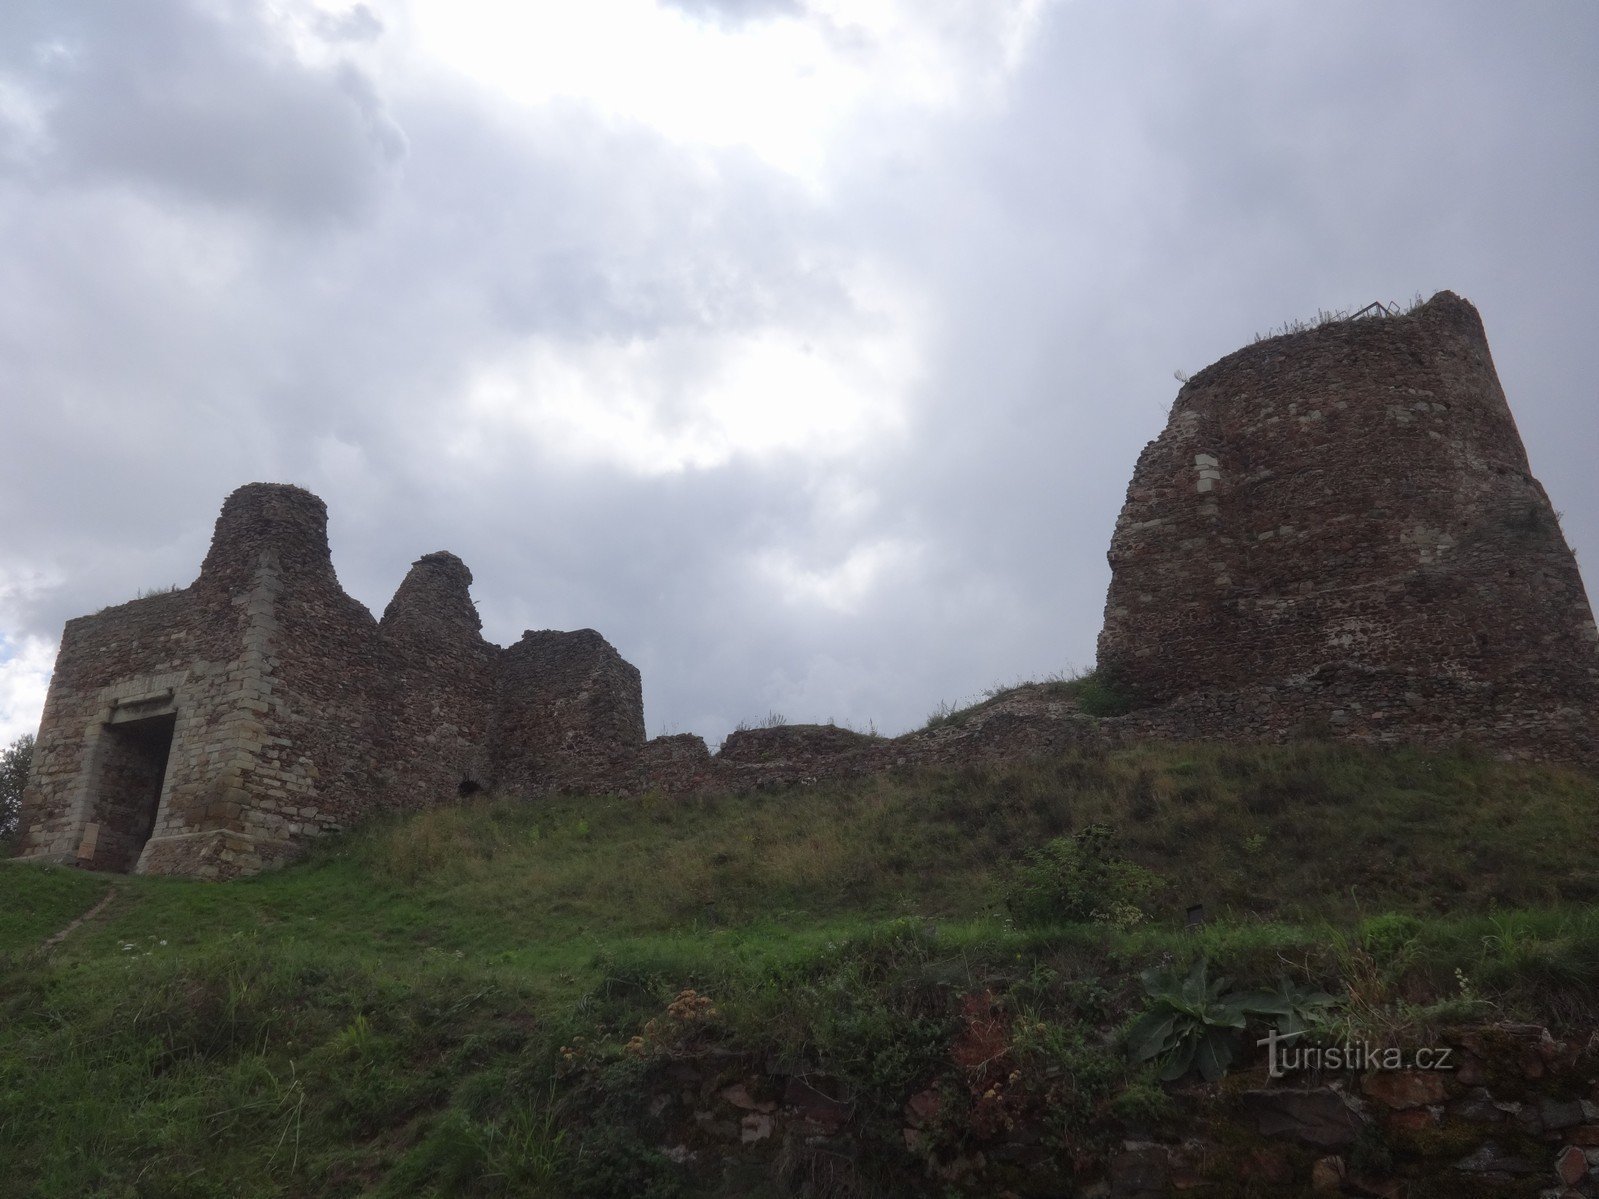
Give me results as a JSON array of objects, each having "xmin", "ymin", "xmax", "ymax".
[
  {"xmin": 377, "ymin": 552, "xmax": 498, "ymax": 807},
  {"xmin": 15, "ymin": 484, "xmax": 654, "ymax": 879},
  {"xmin": 1096, "ymin": 292, "xmax": 1599, "ymax": 763},
  {"xmin": 493, "ymin": 629, "xmax": 646, "ymax": 797},
  {"xmin": 576, "ymin": 1014, "xmax": 1599, "ymax": 1197}
]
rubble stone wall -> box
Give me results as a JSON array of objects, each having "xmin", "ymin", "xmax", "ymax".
[
  {"xmin": 493, "ymin": 629, "xmax": 646, "ymax": 797},
  {"xmin": 14, "ymin": 484, "xmax": 648, "ymax": 879},
  {"xmin": 376, "ymin": 551, "xmax": 498, "ymax": 809},
  {"xmin": 1096, "ymin": 292, "xmax": 1599, "ymax": 764}
]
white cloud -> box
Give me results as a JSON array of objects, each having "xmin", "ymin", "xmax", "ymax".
[
  {"xmin": 406, "ymin": 0, "xmax": 1052, "ymax": 186},
  {"xmin": 447, "ymin": 264, "xmax": 922, "ymax": 473},
  {"xmin": 755, "ymin": 536, "xmax": 922, "ymax": 614},
  {"xmin": 0, "ymin": 0, "xmax": 1595, "ymax": 759},
  {"xmin": 0, "ymin": 634, "xmax": 56, "ymax": 745}
]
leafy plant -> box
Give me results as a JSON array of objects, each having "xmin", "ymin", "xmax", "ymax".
[
  {"xmin": 1126, "ymin": 960, "xmax": 1254, "ymax": 1082},
  {"xmin": 1003, "ymin": 824, "xmax": 1158, "ymax": 927},
  {"xmin": 0, "ymin": 733, "xmax": 31, "ymax": 842},
  {"xmin": 1069, "ymin": 672, "xmax": 1136, "ymax": 718},
  {"xmin": 1230, "ymin": 976, "xmax": 1339, "ymax": 1038}
]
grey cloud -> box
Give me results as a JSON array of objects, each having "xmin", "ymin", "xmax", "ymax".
[
  {"xmin": 4, "ymin": 0, "xmax": 403, "ymax": 223},
  {"xmin": 2, "ymin": 0, "xmax": 1596, "ymax": 751}
]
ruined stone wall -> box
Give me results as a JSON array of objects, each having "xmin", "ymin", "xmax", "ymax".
[
  {"xmin": 17, "ymin": 288, "xmax": 1599, "ymax": 884},
  {"xmin": 188, "ymin": 485, "xmax": 387, "ymax": 871},
  {"xmin": 1097, "ymin": 292, "xmax": 1599, "ymax": 762},
  {"xmin": 376, "ymin": 552, "xmax": 498, "ymax": 807},
  {"xmin": 17, "ymin": 485, "xmax": 512, "ymax": 878},
  {"xmin": 15, "ymin": 587, "xmax": 208, "ymax": 865},
  {"xmin": 493, "ymin": 629, "xmax": 646, "ymax": 796}
]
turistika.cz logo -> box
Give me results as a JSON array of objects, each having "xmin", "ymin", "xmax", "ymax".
[{"xmin": 1257, "ymin": 1028, "xmax": 1455, "ymax": 1079}]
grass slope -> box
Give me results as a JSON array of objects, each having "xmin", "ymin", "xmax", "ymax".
[{"xmin": 2, "ymin": 741, "xmax": 1597, "ymax": 1196}]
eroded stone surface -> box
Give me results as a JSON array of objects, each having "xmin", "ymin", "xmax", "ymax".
[
  {"xmin": 14, "ymin": 484, "xmax": 645, "ymax": 879},
  {"xmin": 1098, "ymin": 292, "xmax": 1599, "ymax": 764}
]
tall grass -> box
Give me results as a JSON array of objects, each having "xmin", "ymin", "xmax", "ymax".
[{"xmin": 1, "ymin": 739, "xmax": 1596, "ymax": 1194}]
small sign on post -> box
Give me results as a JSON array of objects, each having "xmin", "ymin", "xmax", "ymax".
[{"xmin": 76, "ymin": 822, "xmax": 100, "ymax": 864}]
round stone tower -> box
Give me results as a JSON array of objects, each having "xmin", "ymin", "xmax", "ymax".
[{"xmin": 1097, "ymin": 292, "xmax": 1599, "ymax": 760}]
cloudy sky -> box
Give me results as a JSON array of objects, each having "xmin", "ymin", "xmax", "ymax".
[{"xmin": 2, "ymin": 0, "xmax": 1596, "ymax": 749}]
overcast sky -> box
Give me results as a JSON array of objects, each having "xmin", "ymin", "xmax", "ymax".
[{"xmin": 2, "ymin": 0, "xmax": 1596, "ymax": 749}]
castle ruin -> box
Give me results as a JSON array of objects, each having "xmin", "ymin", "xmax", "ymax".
[
  {"xmin": 12, "ymin": 291, "xmax": 1598, "ymax": 880},
  {"xmin": 12, "ymin": 484, "xmax": 651, "ymax": 878},
  {"xmin": 1099, "ymin": 291, "xmax": 1599, "ymax": 761}
]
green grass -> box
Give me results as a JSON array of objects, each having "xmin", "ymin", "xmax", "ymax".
[
  {"xmin": 923, "ymin": 668, "xmax": 1136, "ymax": 729},
  {"xmin": 2, "ymin": 740, "xmax": 1597, "ymax": 1195}
]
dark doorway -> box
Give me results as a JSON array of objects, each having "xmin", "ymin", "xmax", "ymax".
[{"xmin": 86, "ymin": 712, "xmax": 176, "ymax": 873}]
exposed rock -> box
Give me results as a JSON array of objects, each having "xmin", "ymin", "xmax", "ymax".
[
  {"xmin": 1242, "ymin": 1087, "xmax": 1367, "ymax": 1147},
  {"xmin": 1540, "ymin": 1097, "xmax": 1590, "ymax": 1132},
  {"xmin": 1453, "ymin": 1142, "xmax": 1534, "ymax": 1175},
  {"xmin": 1108, "ymin": 1145, "xmax": 1169, "ymax": 1198},
  {"xmin": 1311, "ymin": 1154, "xmax": 1345, "ymax": 1192},
  {"xmin": 1363, "ymin": 1070, "xmax": 1450, "ymax": 1109},
  {"xmin": 1556, "ymin": 1143, "xmax": 1589, "ymax": 1187}
]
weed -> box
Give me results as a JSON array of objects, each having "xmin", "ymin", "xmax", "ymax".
[
  {"xmin": 1126, "ymin": 959, "xmax": 1252, "ymax": 1082},
  {"xmin": 1003, "ymin": 824, "xmax": 1159, "ymax": 928}
]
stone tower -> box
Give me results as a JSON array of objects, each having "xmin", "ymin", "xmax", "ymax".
[{"xmin": 1097, "ymin": 292, "xmax": 1599, "ymax": 762}]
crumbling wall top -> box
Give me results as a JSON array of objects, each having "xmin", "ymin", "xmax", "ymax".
[
  {"xmin": 380, "ymin": 551, "xmax": 483, "ymax": 642},
  {"xmin": 195, "ymin": 482, "xmax": 337, "ymax": 596}
]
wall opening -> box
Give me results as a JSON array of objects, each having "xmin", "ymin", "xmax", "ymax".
[{"xmin": 84, "ymin": 712, "xmax": 176, "ymax": 873}]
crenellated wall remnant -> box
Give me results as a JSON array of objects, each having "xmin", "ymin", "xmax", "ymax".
[
  {"xmin": 11, "ymin": 484, "xmax": 649, "ymax": 879},
  {"xmin": 7, "ymin": 484, "xmax": 1110, "ymax": 881},
  {"xmin": 1097, "ymin": 291, "xmax": 1599, "ymax": 763}
]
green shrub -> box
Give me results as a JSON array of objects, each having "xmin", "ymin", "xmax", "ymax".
[
  {"xmin": 1071, "ymin": 673, "xmax": 1136, "ymax": 717},
  {"xmin": 1359, "ymin": 912, "xmax": 1423, "ymax": 960},
  {"xmin": 1003, "ymin": 824, "xmax": 1158, "ymax": 927}
]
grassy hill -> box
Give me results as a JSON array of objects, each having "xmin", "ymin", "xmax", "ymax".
[{"xmin": 4, "ymin": 740, "xmax": 1598, "ymax": 1196}]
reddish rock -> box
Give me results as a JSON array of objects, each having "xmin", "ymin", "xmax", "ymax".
[
  {"xmin": 782, "ymin": 1077, "xmax": 849, "ymax": 1135},
  {"xmin": 1242, "ymin": 1087, "xmax": 1367, "ymax": 1148},
  {"xmin": 1345, "ymin": 1176, "xmax": 1405, "ymax": 1198},
  {"xmin": 719, "ymin": 1082, "xmax": 774, "ymax": 1113},
  {"xmin": 1238, "ymin": 1147, "xmax": 1294, "ymax": 1186},
  {"xmin": 904, "ymin": 1088, "xmax": 942, "ymax": 1129},
  {"xmin": 1385, "ymin": 1107, "xmax": 1437, "ymax": 1134},
  {"xmin": 1556, "ymin": 1143, "xmax": 1588, "ymax": 1186},
  {"xmin": 1311, "ymin": 1154, "xmax": 1345, "ymax": 1192},
  {"xmin": 1109, "ymin": 1146, "xmax": 1168, "ymax": 1198},
  {"xmin": 1363, "ymin": 1070, "xmax": 1449, "ymax": 1109}
]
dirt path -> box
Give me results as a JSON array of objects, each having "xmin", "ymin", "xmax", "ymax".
[{"xmin": 39, "ymin": 884, "xmax": 120, "ymax": 951}]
